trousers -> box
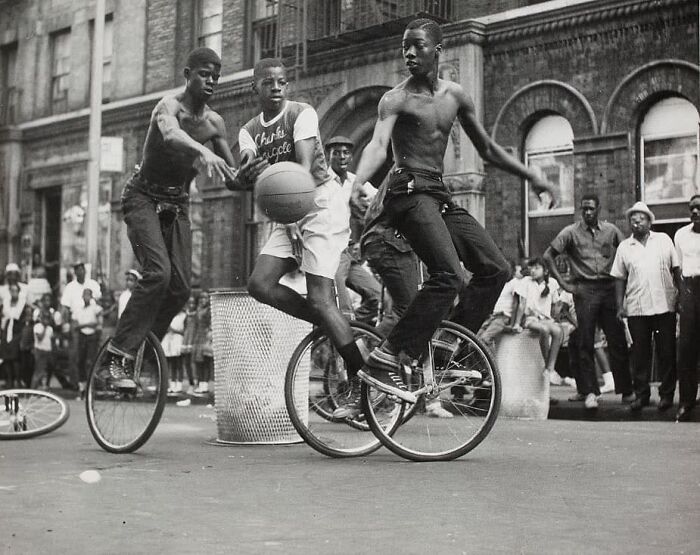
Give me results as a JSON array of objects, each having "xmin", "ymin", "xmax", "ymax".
[
  {"xmin": 678, "ymin": 277, "xmax": 700, "ymax": 406},
  {"xmin": 627, "ymin": 312, "xmax": 676, "ymax": 402}
]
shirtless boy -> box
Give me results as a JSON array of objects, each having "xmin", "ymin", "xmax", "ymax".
[
  {"xmin": 234, "ymin": 58, "xmax": 366, "ymax": 385},
  {"xmin": 351, "ymin": 19, "xmax": 556, "ymax": 403},
  {"xmin": 104, "ymin": 47, "xmax": 237, "ymax": 386}
]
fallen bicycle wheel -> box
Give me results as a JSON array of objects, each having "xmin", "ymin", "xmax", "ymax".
[
  {"xmin": 285, "ymin": 321, "xmax": 402, "ymax": 458},
  {"xmin": 0, "ymin": 389, "xmax": 70, "ymax": 439},
  {"xmin": 363, "ymin": 321, "xmax": 501, "ymax": 462},
  {"xmin": 86, "ymin": 332, "xmax": 168, "ymax": 453}
]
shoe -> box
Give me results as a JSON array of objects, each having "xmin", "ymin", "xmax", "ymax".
[
  {"xmin": 332, "ymin": 378, "xmax": 362, "ymax": 420},
  {"xmin": 629, "ymin": 398, "xmax": 649, "ymax": 412},
  {"xmin": 176, "ymin": 398, "xmax": 192, "ymax": 407},
  {"xmin": 548, "ymin": 372, "xmax": 563, "ymax": 386},
  {"xmin": 103, "ymin": 353, "xmax": 136, "ymax": 389},
  {"xmin": 584, "ymin": 393, "xmax": 599, "ymax": 410},
  {"xmin": 562, "ymin": 377, "xmax": 577, "ymax": 388},
  {"xmin": 657, "ymin": 398, "xmax": 673, "ymax": 412},
  {"xmin": 568, "ymin": 393, "xmax": 586, "ymax": 402},
  {"xmin": 621, "ymin": 393, "xmax": 636, "ymax": 404},
  {"xmin": 600, "ymin": 372, "xmax": 615, "ymax": 393},
  {"xmin": 425, "ymin": 400, "xmax": 453, "ymax": 418},
  {"xmin": 676, "ymin": 405, "xmax": 693, "ymax": 422}
]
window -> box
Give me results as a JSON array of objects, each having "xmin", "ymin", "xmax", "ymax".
[
  {"xmin": 252, "ymin": 0, "xmax": 278, "ymax": 62},
  {"xmin": 0, "ymin": 42, "xmax": 18, "ymax": 125},
  {"xmin": 50, "ymin": 29, "xmax": 71, "ymax": 113},
  {"xmin": 197, "ymin": 0, "xmax": 223, "ymax": 56},
  {"xmin": 640, "ymin": 97, "xmax": 699, "ymax": 206},
  {"xmin": 525, "ymin": 115, "xmax": 575, "ymax": 216},
  {"xmin": 90, "ymin": 15, "xmax": 114, "ymax": 102}
]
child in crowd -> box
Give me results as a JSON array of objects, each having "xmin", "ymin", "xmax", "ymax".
[
  {"xmin": 31, "ymin": 308, "xmax": 54, "ymax": 389},
  {"xmin": 19, "ymin": 305, "xmax": 35, "ymax": 387},
  {"xmin": 192, "ymin": 291, "xmax": 213, "ymax": 395},
  {"xmin": 71, "ymin": 288, "xmax": 103, "ymax": 399},
  {"xmin": 163, "ymin": 307, "xmax": 187, "ymax": 394},
  {"xmin": 476, "ymin": 260, "xmax": 527, "ymax": 352},
  {"xmin": 553, "ymin": 289, "xmax": 578, "ymax": 388},
  {"xmin": 515, "ymin": 258, "xmax": 564, "ymax": 378},
  {"xmin": 180, "ymin": 295, "xmax": 198, "ymax": 395}
]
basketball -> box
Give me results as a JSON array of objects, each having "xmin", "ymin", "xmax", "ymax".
[{"xmin": 255, "ymin": 162, "xmax": 316, "ymax": 224}]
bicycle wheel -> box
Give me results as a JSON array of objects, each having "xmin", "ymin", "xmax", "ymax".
[
  {"xmin": 285, "ymin": 321, "xmax": 403, "ymax": 458},
  {"xmin": 0, "ymin": 389, "xmax": 70, "ymax": 439},
  {"xmin": 363, "ymin": 321, "xmax": 501, "ymax": 462},
  {"xmin": 86, "ymin": 332, "xmax": 168, "ymax": 453}
]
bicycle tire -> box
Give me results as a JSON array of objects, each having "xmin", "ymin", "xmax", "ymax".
[
  {"xmin": 0, "ymin": 389, "xmax": 70, "ymax": 439},
  {"xmin": 86, "ymin": 332, "xmax": 168, "ymax": 453},
  {"xmin": 285, "ymin": 321, "xmax": 403, "ymax": 458},
  {"xmin": 363, "ymin": 321, "xmax": 501, "ymax": 462}
]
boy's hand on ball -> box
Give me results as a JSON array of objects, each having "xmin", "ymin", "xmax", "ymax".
[
  {"xmin": 240, "ymin": 153, "xmax": 269, "ymax": 184},
  {"xmin": 285, "ymin": 223, "xmax": 303, "ymax": 261}
]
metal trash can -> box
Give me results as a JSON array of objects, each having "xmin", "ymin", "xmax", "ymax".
[
  {"xmin": 210, "ymin": 290, "xmax": 312, "ymax": 444},
  {"xmin": 495, "ymin": 331, "xmax": 550, "ymax": 420}
]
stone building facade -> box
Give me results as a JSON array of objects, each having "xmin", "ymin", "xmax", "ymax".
[{"xmin": 0, "ymin": 0, "xmax": 697, "ymax": 294}]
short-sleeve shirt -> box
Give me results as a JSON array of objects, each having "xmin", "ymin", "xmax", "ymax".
[
  {"xmin": 330, "ymin": 168, "xmax": 376, "ymax": 245},
  {"xmin": 239, "ymin": 100, "xmax": 330, "ymax": 186},
  {"xmin": 491, "ymin": 277, "xmax": 526, "ymax": 318},
  {"xmin": 549, "ymin": 220, "xmax": 625, "ymax": 282},
  {"xmin": 72, "ymin": 301, "xmax": 102, "ymax": 335},
  {"xmin": 610, "ymin": 231, "xmax": 679, "ymax": 316},
  {"xmin": 33, "ymin": 322, "xmax": 54, "ymax": 352},
  {"xmin": 61, "ymin": 279, "xmax": 102, "ymax": 314},
  {"xmin": 674, "ymin": 223, "xmax": 700, "ymax": 277},
  {"xmin": 521, "ymin": 277, "xmax": 559, "ymax": 320}
]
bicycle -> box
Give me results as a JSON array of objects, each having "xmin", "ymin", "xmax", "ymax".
[
  {"xmin": 85, "ymin": 331, "xmax": 168, "ymax": 453},
  {"xmin": 362, "ymin": 321, "xmax": 501, "ymax": 462},
  {"xmin": 0, "ymin": 389, "xmax": 70, "ymax": 439}
]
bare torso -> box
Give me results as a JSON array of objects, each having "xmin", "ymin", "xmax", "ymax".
[
  {"xmin": 389, "ymin": 78, "xmax": 460, "ymax": 174},
  {"xmin": 140, "ymin": 94, "xmax": 222, "ymax": 186}
]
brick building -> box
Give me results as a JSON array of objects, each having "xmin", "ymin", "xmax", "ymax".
[{"xmin": 0, "ymin": 0, "xmax": 697, "ymax": 294}]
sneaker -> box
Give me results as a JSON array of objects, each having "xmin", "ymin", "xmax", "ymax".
[
  {"xmin": 548, "ymin": 372, "xmax": 564, "ymax": 386},
  {"xmin": 621, "ymin": 393, "xmax": 636, "ymax": 404},
  {"xmin": 332, "ymin": 378, "xmax": 362, "ymax": 420},
  {"xmin": 562, "ymin": 377, "xmax": 577, "ymax": 388},
  {"xmin": 358, "ymin": 366, "xmax": 416, "ymax": 404},
  {"xmin": 425, "ymin": 400, "xmax": 453, "ymax": 418},
  {"xmin": 584, "ymin": 393, "xmax": 599, "ymax": 410},
  {"xmin": 568, "ymin": 393, "xmax": 586, "ymax": 402},
  {"xmin": 103, "ymin": 353, "xmax": 136, "ymax": 389}
]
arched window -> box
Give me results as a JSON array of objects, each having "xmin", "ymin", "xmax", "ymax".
[
  {"xmin": 640, "ymin": 97, "xmax": 699, "ymax": 207},
  {"xmin": 524, "ymin": 115, "xmax": 575, "ymax": 256}
]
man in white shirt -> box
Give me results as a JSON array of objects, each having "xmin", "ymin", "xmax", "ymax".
[
  {"xmin": 60, "ymin": 261, "xmax": 101, "ymax": 315},
  {"xmin": 71, "ymin": 288, "xmax": 103, "ymax": 398},
  {"xmin": 611, "ymin": 202, "xmax": 681, "ymax": 412},
  {"xmin": 674, "ymin": 194, "xmax": 700, "ymax": 422},
  {"xmin": 0, "ymin": 263, "xmax": 28, "ymax": 306},
  {"xmin": 325, "ymin": 136, "xmax": 382, "ymax": 324},
  {"xmin": 118, "ymin": 269, "xmax": 142, "ymax": 319}
]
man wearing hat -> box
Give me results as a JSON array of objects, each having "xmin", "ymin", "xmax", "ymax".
[
  {"xmin": 611, "ymin": 202, "xmax": 681, "ymax": 412},
  {"xmin": 117, "ymin": 269, "xmax": 142, "ymax": 320},
  {"xmin": 325, "ymin": 135, "xmax": 382, "ymax": 325},
  {"xmin": 0, "ymin": 263, "xmax": 27, "ymax": 307}
]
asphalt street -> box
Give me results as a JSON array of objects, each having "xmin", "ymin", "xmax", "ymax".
[{"xmin": 1, "ymin": 399, "xmax": 699, "ymax": 554}]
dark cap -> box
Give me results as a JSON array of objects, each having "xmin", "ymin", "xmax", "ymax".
[{"xmin": 326, "ymin": 136, "xmax": 354, "ymax": 149}]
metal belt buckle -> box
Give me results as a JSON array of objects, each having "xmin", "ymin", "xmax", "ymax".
[{"xmin": 155, "ymin": 201, "xmax": 180, "ymax": 215}]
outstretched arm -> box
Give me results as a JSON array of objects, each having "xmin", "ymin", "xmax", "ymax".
[
  {"xmin": 352, "ymin": 94, "xmax": 400, "ymax": 187},
  {"xmin": 455, "ymin": 87, "xmax": 557, "ymax": 206}
]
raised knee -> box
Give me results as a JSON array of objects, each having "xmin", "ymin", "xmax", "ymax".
[
  {"xmin": 307, "ymin": 293, "xmax": 334, "ymax": 315},
  {"xmin": 247, "ymin": 276, "xmax": 272, "ymax": 303}
]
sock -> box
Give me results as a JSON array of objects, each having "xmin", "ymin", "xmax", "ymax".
[{"xmin": 338, "ymin": 342, "xmax": 364, "ymax": 379}]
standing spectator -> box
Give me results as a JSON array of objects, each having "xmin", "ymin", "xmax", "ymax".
[
  {"xmin": 0, "ymin": 263, "xmax": 28, "ymax": 306},
  {"xmin": 118, "ymin": 269, "xmax": 142, "ymax": 319},
  {"xmin": 0, "ymin": 283, "xmax": 28, "ymax": 387},
  {"xmin": 192, "ymin": 291, "xmax": 213, "ymax": 395},
  {"xmin": 26, "ymin": 265, "xmax": 52, "ymax": 307},
  {"xmin": 19, "ymin": 305, "xmax": 35, "ymax": 386},
  {"xmin": 180, "ymin": 295, "xmax": 198, "ymax": 395},
  {"xmin": 544, "ymin": 193, "xmax": 634, "ymax": 410},
  {"xmin": 31, "ymin": 308, "xmax": 54, "ymax": 389},
  {"xmin": 163, "ymin": 307, "xmax": 187, "ymax": 394},
  {"xmin": 611, "ymin": 202, "xmax": 681, "ymax": 412},
  {"xmin": 674, "ymin": 194, "xmax": 700, "ymax": 422},
  {"xmin": 71, "ymin": 288, "xmax": 103, "ymax": 399},
  {"xmin": 326, "ymin": 136, "xmax": 382, "ymax": 324}
]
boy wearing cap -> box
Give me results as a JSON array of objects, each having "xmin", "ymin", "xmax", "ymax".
[
  {"xmin": 0, "ymin": 263, "xmax": 27, "ymax": 306},
  {"xmin": 611, "ymin": 202, "xmax": 681, "ymax": 411},
  {"xmin": 104, "ymin": 48, "xmax": 237, "ymax": 386},
  {"xmin": 117, "ymin": 269, "xmax": 142, "ymax": 320},
  {"xmin": 325, "ymin": 135, "xmax": 382, "ymax": 324}
]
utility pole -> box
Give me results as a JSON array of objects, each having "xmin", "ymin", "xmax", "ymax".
[{"xmin": 86, "ymin": 0, "xmax": 105, "ymax": 277}]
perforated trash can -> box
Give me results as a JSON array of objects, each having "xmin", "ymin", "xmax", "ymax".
[
  {"xmin": 210, "ymin": 290, "xmax": 312, "ymax": 444},
  {"xmin": 495, "ymin": 332, "xmax": 550, "ymax": 420}
]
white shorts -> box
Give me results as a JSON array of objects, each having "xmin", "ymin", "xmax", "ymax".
[{"xmin": 260, "ymin": 179, "xmax": 350, "ymax": 279}]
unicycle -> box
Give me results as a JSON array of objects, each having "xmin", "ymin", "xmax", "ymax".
[
  {"xmin": 284, "ymin": 321, "xmax": 403, "ymax": 458},
  {"xmin": 0, "ymin": 389, "xmax": 70, "ymax": 439},
  {"xmin": 86, "ymin": 332, "xmax": 168, "ymax": 453},
  {"xmin": 363, "ymin": 321, "xmax": 501, "ymax": 462}
]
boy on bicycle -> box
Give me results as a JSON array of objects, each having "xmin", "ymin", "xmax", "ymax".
[
  {"xmin": 233, "ymin": 58, "xmax": 366, "ymax": 383},
  {"xmin": 103, "ymin": 47, "xmax": 237, "ymax": 387},
  {"xmin": 350, "ymin": 19, "xmax": 556, "ymax": 404}
]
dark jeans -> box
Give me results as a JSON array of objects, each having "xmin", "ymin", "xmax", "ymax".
[
  {"xmin": 365, "ymin": 243, "xmax": 422, "ymax": 338},
  {"xmin": 335, "ymin": 248, "xmax": 382, "ymax": 324},
  {"xmin": 678, "ymin": 277, "xmax": 700, "ymax": 406},
  {"xmin": 383, "ymin": 174, "xmax": 509, "ymax": 358},
  {"xmin": 573, "ymin": 281, "xmax": 632, "ymax": 396},
  {"xmin": 111, "ymin": 177, "xmax": 192, "ymax": 358},
  {"xmin": 627, "ymin": 312, "xmax": 676, "ymax": 402}
]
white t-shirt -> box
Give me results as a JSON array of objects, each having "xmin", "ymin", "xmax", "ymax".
[
  {"xmin": 521, "ymin": 276, "xmax": 559, "ymax": 320},
  {"xmin": 161, "ymin": 311, "xmax": 186, "ymax": 358},
  {"xmin": 491, "ymin": 277, "xmax": 525, "ymax": 318},
  {"xmin": 61, "ymin": 279, "xmax": 102, "ymax": 314},
  {"xmin": 72, "ymin": 301, "xmax": 102, "ymax": 335},
  {"xmin": 33, "ymin": 322, "xmax": 54, "ymax": 352},
  {"xmin": 674, "ymin": 223, "xmax": 700, "ymax": 277},
  {"xmin": 118, "ymin": 290, "xmax": 132, "ymax": 319},
  {"xmin": 0, "ymin": 282, "xmax": 28, "ymax": 306}
]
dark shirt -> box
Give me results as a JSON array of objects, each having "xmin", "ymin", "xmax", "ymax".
[{"xmin": 549, "ymin": 220, "xmax": 625, "ymax": 282}]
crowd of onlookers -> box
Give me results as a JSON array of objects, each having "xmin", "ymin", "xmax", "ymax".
[{"xmin": 0, "ymin": 260, "xmax": 214, "ymax": 399}]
